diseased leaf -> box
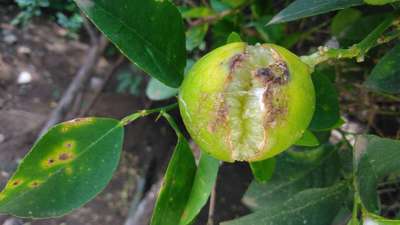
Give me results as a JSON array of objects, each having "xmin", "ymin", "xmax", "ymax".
[
  {"xmin": 179, "ymin": 153, "xmax": 219, "ymax": 225},
  {"xmin": 249, "ymin": 158, "xmax": 276, "ymax": 183},
  {"xmin": 364, "ymin": 43, "xmax": 400, "ymax": 94},
  {"xmin": 150, "ymin": 117, "xmax": 197, "ymax": 225},
  {"xmin": 269, "ymin": 0, "xmax": 364, "ymax": 25},
  {"xmin": 75, "ymin": 0, "xmax": 186, "ymax": 88},
  {"xmin": 243, "ymin": 145, "xmax": 341, "ymax": 211},
  {"xmin": 295, "ymin": 130, "xmax": 320, "ymax": 147},
  {"xmin": 309, "ymin": 70, "xmax": 340, "ymax": 131},
  {"xmin": 223, "ymin": 182, "xmax": 348, "ymax": 225},
  {"xmin": 0, "ymin": 118, "xmax": 124, "ymax": 218},
  {"xmin": 354, "ymin": 135, "xmax": 400, "ymax": 214}
]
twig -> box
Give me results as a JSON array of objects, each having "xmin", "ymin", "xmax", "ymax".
[
  {"xmin": 124, "ymin": 179, "xmax": 163, "ymax": 225},
  {"xmin": 124, "ymin": 174, "xmax": 147, "ymax": 225},
  {"xmin": 207, "ymin": 183, "xmax": 217, "ymax": 225},
  {"xmin": 38, "ymin": 36, "xmax": 108, "ymax": 137},
  {"xmin": 301, "ymin": 15, "xmax": 397, "ymax": 69},
  {"xmin": 82, "ymin": 13, "xmax": 97, "ymax": 45},
  {"xmin": 78, "ymin": 55, "xmax": 125, "ymax": 117}
]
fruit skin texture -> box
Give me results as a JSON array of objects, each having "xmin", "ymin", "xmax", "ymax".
[{"xmin": 179, "ymin": 42, "xmax": 315, "ymax": 162}]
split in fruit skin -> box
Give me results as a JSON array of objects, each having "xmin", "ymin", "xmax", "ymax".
[{"xmin": 179, "ymin": 42, "xmax": 315, "ymax": 162}]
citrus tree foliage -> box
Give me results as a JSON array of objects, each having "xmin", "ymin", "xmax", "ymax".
[{"xmin": 1, "ymin": 0, "xmax": 400, "ymax": 225}]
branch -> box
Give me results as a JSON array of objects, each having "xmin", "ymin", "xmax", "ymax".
[
  {"xmin": 207, "ymin": 184, "xmax": 217, "ymax": 225},
  {"xmin": 38, "ymin": 36, "xmax": 108, "ymax": 137},
  {"xmin": 124, "ymin": 180, "xmax": 163, "ymax": 225},
  {"xmin": 301, "ymin": 15, "xmax": 397, "ymax": 69}
]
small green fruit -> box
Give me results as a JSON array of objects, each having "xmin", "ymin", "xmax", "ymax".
[{"xmin": 179, "ymin": 43, "xmax": 315, "ymax": 162}]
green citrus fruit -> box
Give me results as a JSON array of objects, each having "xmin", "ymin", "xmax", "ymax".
[{"xmin": 179, "ymin": 42, "xmax": 315, "ymax": 162}]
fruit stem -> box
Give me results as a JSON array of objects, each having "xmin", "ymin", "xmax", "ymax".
[
  {"xmin": 300, "ymin": 14, "xmax": 397, "ymax": 70},
  {"xmin": 119, "ymin": 103, "xmax": 178, "ymax": 126}
]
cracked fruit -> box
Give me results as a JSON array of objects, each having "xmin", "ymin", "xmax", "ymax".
[{"xmin": 179, "ymin": 42, "xmax": 315, "ymax": 162}]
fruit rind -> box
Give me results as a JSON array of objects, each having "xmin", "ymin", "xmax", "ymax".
[{"xmin": 179, "ymin": 42, "xmax": 315, "ymax": 162}]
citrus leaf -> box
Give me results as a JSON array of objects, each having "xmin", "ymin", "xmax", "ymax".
[
  {"xmin": 364, "ymin": 43, "xmax": 400, "ymax": 94},
  {"xmin": 179, "ymin": 153, "xmax": 219, "ymax": 225},
  {"xmin": 0, "ymin": 118, "xmax": 124, "ymax": 218},
  {"xmin": 249, "ymin": 158, "xmax": 276, "ymax": 183},
  {"xmin": 331, "ymin": 8, "xmax": 362, "ymax": 36},
  {"xmin": 75, "ymin": 0, "xmax": 186, "ymax": 88},
  {"xmin": 354, "ymin": 135, "xmax": 400, "ymax": 214},
  {"xmin": 146, "ymin": 77, "xmax": 178, "ymax": 101},
  {"xmin": 309, "ymin": 71, "xmax": 340, "ymax": 131},
  {"xmin": 364, "ymin": 0, "xmax": 400, "ymax": 5},
  {"xmin": 150, "ymin": 121, "xmax": 196, "ymax": 225},
  {"xmin": 269, "ymin": 0, "xmax": 364, "ymax": 25},
  {"xmin": 243, "ymin": 145, "xmax": 340, "ymax": 211},
  {"xmin": 223, "ymin": 182, "xmax": 348, "ymax": 225},
  {"xmin": 226, "ymin": 32, "xmax": 242, "ymax": 43},
  {"xmin": 181, "ymin": 7, "xmax": 215, "ymax": 19},
  {"xmin": 186, "ymin": 24, "xmax": 208, "ymax": 51},
  {"xmin": 295, "ymin": 130, "xmax": 320, "ymax": 147}
]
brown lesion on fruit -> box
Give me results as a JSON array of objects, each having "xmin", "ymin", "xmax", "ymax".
[
  {"xmin": 207, "ymin": 54, "xmax": 246, "ymax": 134},
  {"xmin": 253, "ymin": 60, "xmax": 289, "ymax": 86},
  {"xmin": 229, "ymin": 54, "xmax": 245, "ymax": 73}
]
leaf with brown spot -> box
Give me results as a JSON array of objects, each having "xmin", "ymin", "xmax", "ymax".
[{"xmin": 0, "ymin": 117, "xmax": 124, "ymax": 218}]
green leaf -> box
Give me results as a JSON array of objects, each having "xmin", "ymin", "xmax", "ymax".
[
  {"xmin": 364, "ymin": 0, "xmax": 400, "ymax": 5},
  {"xmin": 210, "ymin": 0, "xmax": 232, "ymax": 12},
  {"xmin": 223, "ymin": 182, "xmax": 348, "ymax": 225},
  {"xmin": 295, "ymin": 130, "xmax": 320, "ymax": 147},
  {"xmin": 252, "ymin": 16, "xmax": 285, "ymax": 44},
  {"xmin": 331, "ymin": 8, "xmax": 362, "ymax": 36},
  {"xmin": 211, "ymin": 19, "xmax": 239, "ymax": 48},
  {"xmin": 337, "ymin": 13, "xmax": 387, "ymax": 47},
  {"xmin": 354, "ymin": 135, "xmax": 400, "ymax": 214},
  {"xmin": 364, "ymin": 44, "xmax": 400, "ymax": 94},
  {"xmin": 75, "ymin": 0, "xmax": 186, "ymax": 88},
  {"xmin": 243, "ymin": 145, "xmax": 341, "ymax": 210},
  {"xmin": 186, "ymin": 24, "xmax": 208, "ymax": 51},
  {"xmin": 249, "ymin": 158, "xmax": 276, "ymax": 183},
  {"xmin": 0, "ymin": 118, "xmax": 124, "ymax": 218},
  {"xmin": 221, "ymin": 0, "xmax": 247, "ymax": 8},
  {"xmin": 181, "ymin": 6, "xmax": 215, "ymax": 19},
  {"xmin": 269, "ymin": 0, "xmax": 364, "ymax": 25},
  {"xmin": 146, "ymin": 78, "xmax": 178, "ymax": 101},
  {"xmin": 226, "ymin": 32, "xmax": 242, "ymax": 43},
  {"xmin": 151, "ymin": 116, "xmax": 197, "ymax": 225},
  {"xmin": 179, "ymin": 153, "xmax": 219, "ymax": 225},
  {"xmin": 309, "ymin": 70, "xmax": 340, "ymax": 131}
]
